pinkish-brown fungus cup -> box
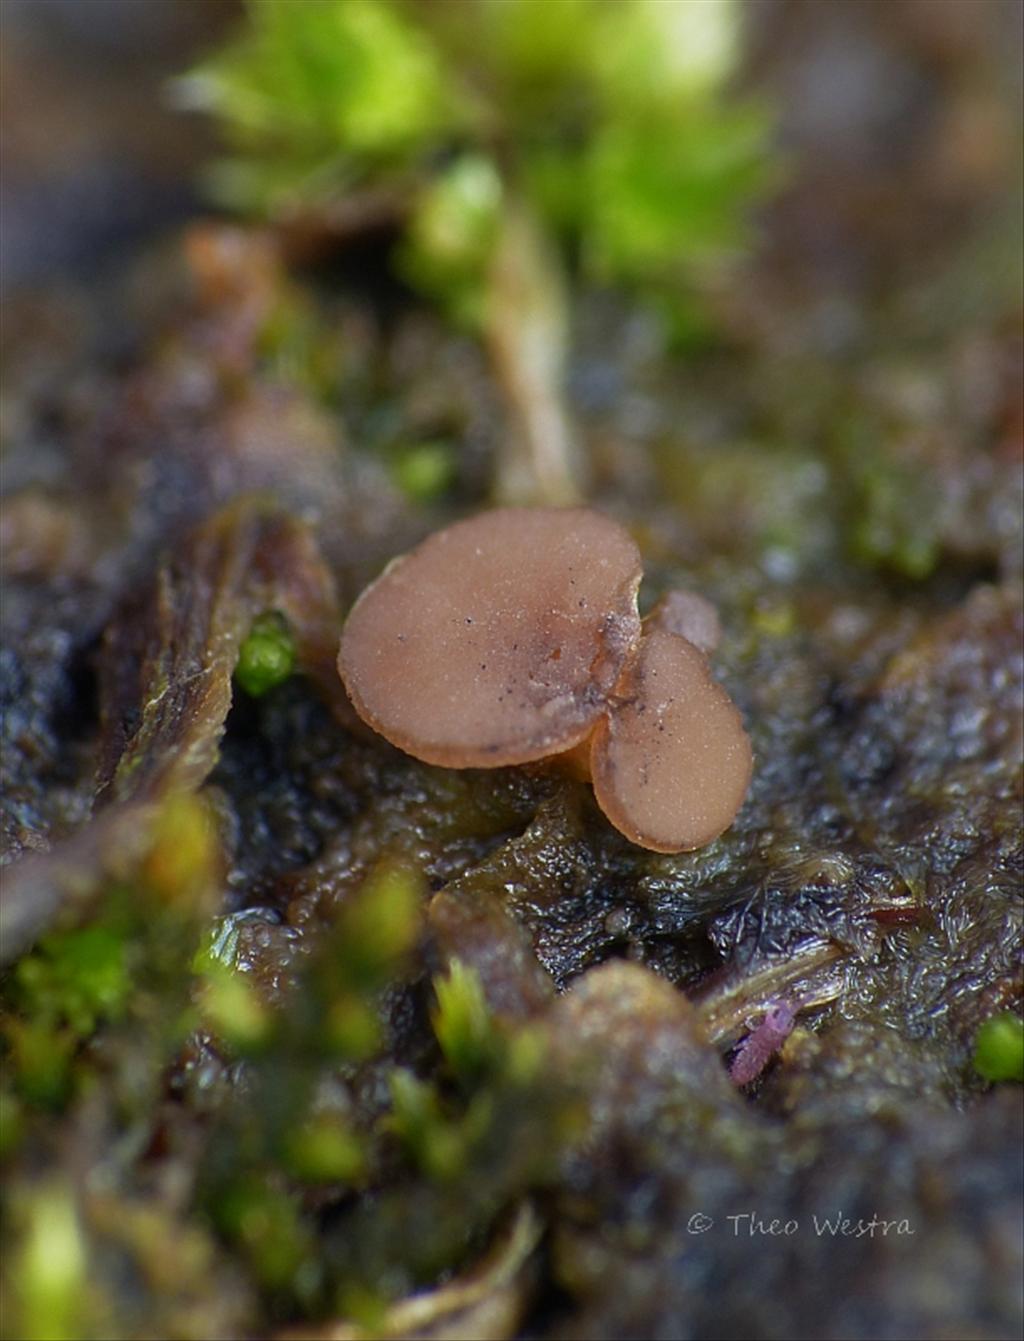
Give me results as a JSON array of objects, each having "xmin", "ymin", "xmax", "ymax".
[
  {"xmin": 338, "ymin": 507, "xmax": 752, "ymax": 852},
  {"xmin": 590, "ymin": 629, "xmax": 753, "ymax": 853},
  {"xmin": 338, "ymin": 508, "xmax": 643, "ymax": 768}
]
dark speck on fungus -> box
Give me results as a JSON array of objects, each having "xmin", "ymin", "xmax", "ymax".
[{"xmin": 337, "ymin": 508, "xmax": 752, "ymax": 851}]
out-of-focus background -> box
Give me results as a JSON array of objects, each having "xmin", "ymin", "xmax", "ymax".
[
  {"xmin": 3, "ymin": 0, "xmax": 1020, "ymax": 301},
  {"xmin": 1, "ymin": 0, "xmax": 231, "ymax": 291}
]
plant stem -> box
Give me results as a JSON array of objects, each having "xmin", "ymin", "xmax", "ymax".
[{"xmin": 484, "ymin": 195, "xmax": 584, "ymax": 506}]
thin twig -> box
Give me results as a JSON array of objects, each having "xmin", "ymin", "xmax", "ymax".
[{"xmin": 485, "ymin": 198, "xmax": 584, "ymax": 507}]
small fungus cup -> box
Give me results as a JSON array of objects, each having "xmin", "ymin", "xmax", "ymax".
[
  {"xmin": 337, "ymin": 507, "xmax": 752, "ymax": 852},
  {"xmin": 590, "ymin": 630, "xmax": 753, "ymax": 853}
]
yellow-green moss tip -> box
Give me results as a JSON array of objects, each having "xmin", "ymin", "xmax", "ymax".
[{"xmin": 432, "ymin": 959, "xmax": 498, "ymax": 1082}]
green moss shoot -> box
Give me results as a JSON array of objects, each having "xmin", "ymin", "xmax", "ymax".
[
  {"xmin": 235, "ymin": 611, "xmax": 296, "ymax": 697},
  {"xmin": 183, "ymin": 0, "xmax": 777, "ymax": 333},
  {"xmin": 432, "ymin": 959, "xmax": 499, "ymax": 1083},
  {"xmin": 973, "ymin": 1013, "xmax": 1024, "ymax": 1083}
]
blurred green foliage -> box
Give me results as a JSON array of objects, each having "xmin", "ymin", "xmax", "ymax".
[
  {"xmin": 0, "ymin": 794, "xmax": 226, "ymax": 1337},
  {"xmin": 13, "ymin": 923, "xmax": 130, "ymax": 1038},
  {"xmin": 194, "ymin": 889, "xmax": 571, "ymax": 1314},
  {"xmin": 5, "ymin": 913, "xmax": 134, "ymax": 1113},
  {"xmin": 2, "ymin": 794, "xmax": 221, "ymax": 1122},
  {"xmin": 847, "ymin": 452, "xmax": 940, "ymax": 580},
  {"xmin": 183, "ymin": 0, "xmax": 776, "ymax": 331},
  {"xmin": 181, "ymin": 0, "xmax": 465, "ymax": 209},
  {"xmin": 6, "ymin": 1182, "xmax": 87, "ymax": 1341},
  {"xmin": 389, "ymin": 440, "xmax": 458, "ymax": 503},
  {"xmin": 0, "ymin": 790, "xmax": 569, "ymax": 1327},
  {"xmin": 0, "ymin": 796, "xmax": 573, "ymax": 1323},
  {"xmin": 833, "ymin": 416, "xmax": 942, "ymax": 580},
  {"xmin": 400, "ymin": 154, "xmax": 503, "ymax": 328}
]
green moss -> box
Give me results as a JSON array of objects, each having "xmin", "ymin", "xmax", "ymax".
[
  {"xmin": 283, "ymin": 1114, "xmax": 365, "ymax": 1185},
  {"xmin": 401, "ymin": 156, "xmax": 502, "ymax": 327},
  {"xmin": 4, "ymin": 1019, "xmax": 76, "ymax": 1110},
  {"xmin": 835, "ymin": 418, "xmax": 942, "ymax": 580},
  {"xmin": 7, "ymin": 1182, "xmax": 87, "ymax": 1341},
  {"xmin": 216, "ymin": 1177, "xmax": 317, "ymax": 1296},
  {"xmin": 432, "ymin": 959, "xmax": 499, "ymax": 1084},
  {"xmin": 386, "ymin": 961, "xmax": 559, "ymax": 1199},
  {"xmin": 387, "ymin": 1068, "xmax": 465, "ymax": 1182},
  {"xmin": 0, "ymin": 1088, "xmax": 25, "ymax": 1159},
  {"xmin": 199, "ymin": 963, "xmax": 273, "ymax": 1054},
  {"xmin": 390, "ymin": 441, "xmax": 457, "ymax": 503},
  {"xmin": 333, "ymin": 860, "xmax": 424, "ymax": 990},
  {"xmin": 235, "ymin": 611, "xmax": 296, "ymax": 697},
  {"xmin": 13, "ymin": 923, "xmax": 130, "ymax": 1038},
  {"xmin": 180, "ymin": 0, "xmax": 467, "ymax": 214},
  {"xmin": 973, "ymin": 1013, "xmax": 1024, "ymax": 1082},
  {"xmin": 582, "ymin": 99, "xmax": 776, "ymax": 284},
  {"xmin": 142, "ymin": 792, "xmax": 221, "ymax": 913},
  {"xmin": 849, "ymin": 458, "xmax": 940, "ymax": 579},
  {"xmin": 322, "ymin": 995, "xmax": 381, "ymax": 1061},
  {"xmin": 299, "ymin": 862, "xmax": 425, "ymax": 1061},
  {"xmin": 184, "ymin": 0, "xmax": 776, "ymax": 331}
]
